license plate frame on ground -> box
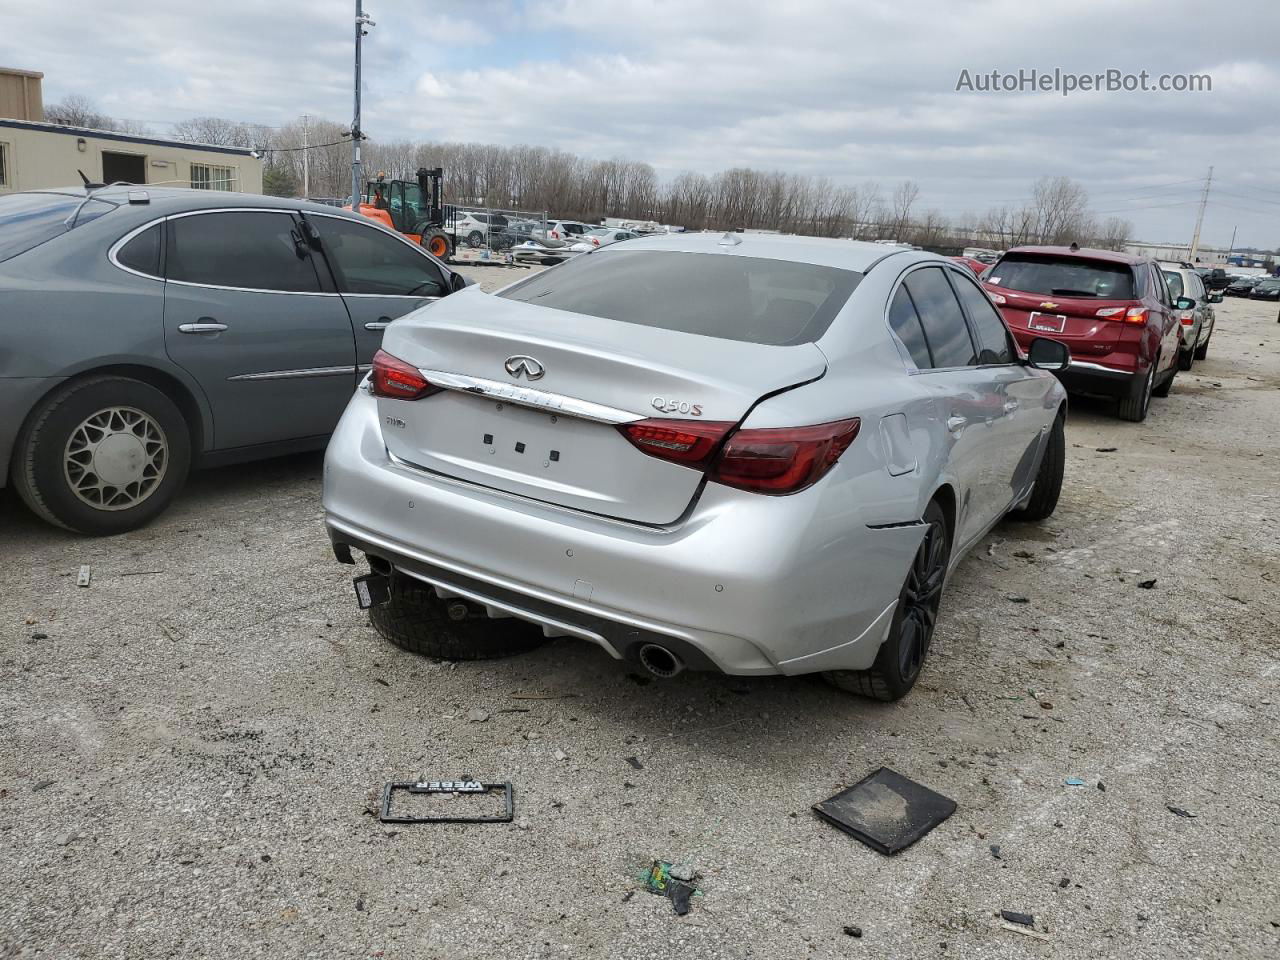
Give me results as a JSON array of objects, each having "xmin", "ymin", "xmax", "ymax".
[{"xmin": 378, "ymin": 780, "xmax": 515, "ymax": 824}]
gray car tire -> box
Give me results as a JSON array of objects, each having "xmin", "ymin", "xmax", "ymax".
[
  {"xmin": 370, "ymin": 576, "xmax": 549, "ymax": 660},
  {"xmin": 11, "ymin": 376, "xmax": 191, "ymax": 536},
  {"xmin": 1194, "ymin": 332, "xmax": 1210, "ymax": 361},
  {"xmin": 1008, "ymin": 414, "xmax": 1064, "ymax": 522}
]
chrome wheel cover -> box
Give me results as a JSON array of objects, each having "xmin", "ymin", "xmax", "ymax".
[{"xmin": 63, "ymin": 406, "xmax": 168, "ymax": 511}]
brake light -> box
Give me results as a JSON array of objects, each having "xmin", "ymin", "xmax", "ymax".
[
  {"xmin": 619, "ymin": 417, "xmax": 861, "ymax": 495},
  {"xmin": 1095, "ymin": 307, "xmax": 1124, "ymax": 317},
  {"xmin": 1180, "ymin": 312, "xmax": 1194, "ymax": 325},
  {"xmin": 988, "ymin": 291, "xmax": 1007, "ymax": 305},
  {"xmin": 712, "ymin": 419, "xmax": 861, "ymax": 493},
  {"xmin": 370, "ymin": 349, "xmax": 439, "ymax": 400},
  {"xmin": 1123, "ymin": 308, "xmax": 1148, "ymax": 325},
  {"xmin": 551, "ymin": 230, "xmax": 560, "ymax": 239},
  {"xmin": 591, "ymin": 236, "xmax": 600, "ymax": 246},
  {"xmin": 619, "ymin": 419, "xmax": 734, "ymax": 466}
]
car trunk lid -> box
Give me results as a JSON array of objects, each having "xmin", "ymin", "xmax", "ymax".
[{"xmin": 376, "ymin": 290, "xmax": 828, "ymax": 524}]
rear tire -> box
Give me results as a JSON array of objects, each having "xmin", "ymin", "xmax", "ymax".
[
  {"xmin": 1117, "ymin": 361, "xmax": 1155, "ymax": 422},
  {"xmin": 370, "ymin": 576, "xmax": 549, "ymax": 661},
  {"xmin": 11, "ymin": 376, "xmax": 190, "ymax": 535},
  {"xmin": 1177, "ymin": 343, "xmax": 1195, "ymax": 372},
  {"xmin": 824, "ymin": 500, "xmax": 950, "ymax": 702},
  {"xmin": 1194, "ymin": 332, "xmax": 1210, "ymax": 361},
  {"xmin": 1009, "ymin": 413, "xmax": 1064, "ymax": 522}
]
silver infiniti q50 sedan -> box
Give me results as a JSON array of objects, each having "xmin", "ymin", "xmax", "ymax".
[{"xmin": 323, "ymin": 232, "xmax": 1070, "ymax": 700}]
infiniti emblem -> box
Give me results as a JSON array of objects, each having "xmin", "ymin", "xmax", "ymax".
[{"xmin": 504, "ymin": 355, "xmax": 545, "ymax": 380}]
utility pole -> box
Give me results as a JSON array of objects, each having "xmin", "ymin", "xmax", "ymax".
[
  {"xmin": 1226, "ymin": 224, "xmax": 1237, "ymax": 262},
  {"xmin": 351, "ymin": 1, "xmax": 375, "ymax": 207},
  {"xmin": 301, "ymin": 114, "xmax": 309, "ymax": 199},
  {"xmin": 1188, "ymin": 165, "xmax": 1213, "ymax": 263}
]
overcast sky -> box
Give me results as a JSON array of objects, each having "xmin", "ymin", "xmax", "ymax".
[{"xmin": 4, "ymin": 0, "xmax": 1279, "ymax": 248}]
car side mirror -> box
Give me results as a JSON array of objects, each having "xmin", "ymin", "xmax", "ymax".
[
  {"xmin": 448, "ymin": 272, "xmax": 469, "ymax": 293},
  {"xmin": 1174, "ymin": 296, "xmax": 1196, "ymax": 310},
  {"xmin": 1027, "ymin": 336, "xmax": 1070, "ymax": 372},
  {"xmin": 1208, "ymin": 293, "xmax": 1223, "ymax": 303}
]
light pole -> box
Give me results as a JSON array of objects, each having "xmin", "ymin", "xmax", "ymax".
[{"xmin": 352, "ymin": 2, "xmax": 375, "ymax": 207}]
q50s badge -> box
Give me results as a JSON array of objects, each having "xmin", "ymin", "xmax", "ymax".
[{"xmin": 652, "ymin": 397, "xmax": 703, "ymax": 416}]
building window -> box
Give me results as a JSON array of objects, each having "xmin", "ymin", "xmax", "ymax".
[
  {"xmin": 0, "ymin": 142, "xmax": 8, "ymax": 187},
  {"xmin": 191, "ymin": 163, "xmax": 235, "ymax": 190}
]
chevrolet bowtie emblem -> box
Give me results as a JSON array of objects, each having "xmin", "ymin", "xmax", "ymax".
[{"xmin": 1039, "ymin": 301, "xmax": 1059, "ymax": 309}]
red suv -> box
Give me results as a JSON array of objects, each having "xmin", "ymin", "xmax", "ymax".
[{"xmin": 982, "ymin": 246, "xmax": 1187, "ymax": 422}]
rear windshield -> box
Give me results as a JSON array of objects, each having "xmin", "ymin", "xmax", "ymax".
[
  {"xmin": 499, "ymin": 249, "xmax": 861, "ymax": 346},
  {"xmin": 988, "ymin": 254, "xmax": 1135, "ymax": 299},
  {"xmin": 0, "ymin": 192, "xmax": 115, "ymax": 263}
]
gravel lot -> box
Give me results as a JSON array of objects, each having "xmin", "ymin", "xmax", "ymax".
[{"xmin": 2, "ymin": 281, "xmax": 1278, "ymax": 959}]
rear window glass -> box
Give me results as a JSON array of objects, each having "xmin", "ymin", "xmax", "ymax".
[
  {"xmin": 989, "ymin": 254, "xmax": 1135, "ymax": 299},
  {"xmin": 0, "ymin": 192, "xmax": 114, "ymax": 263},
  {"xmin": 499, "ymin": 249, "xmax": 861, "ymax": 346}
]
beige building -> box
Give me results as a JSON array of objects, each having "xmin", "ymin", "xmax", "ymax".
[
  {"xmin": 0, "ymin": 66, "xmax": 43, "ymax": 121},
  {"xmin": 0, "ymin": 66, "xmax": 262, "ymax": 195}
]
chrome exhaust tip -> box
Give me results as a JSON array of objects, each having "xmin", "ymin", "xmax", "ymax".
[{"xmin": 638, "ymin": 643, "xmax": 684, "ymax": 678}]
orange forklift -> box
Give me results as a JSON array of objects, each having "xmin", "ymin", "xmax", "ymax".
[{"xmin": 346, "ymin": 166, "xmax": 455, "ymax": 261}]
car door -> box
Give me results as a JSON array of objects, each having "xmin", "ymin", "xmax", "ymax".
[
  {"xmin": 1148, "ymin": 264, "xmax": 1179, "ymax": 373},
  {"xmin": 161, "ymin": 209, "xmax": 358, "ymax": 450},
  {"xmin": 306, "ymin": 213, "xmax": 455, "ymax": 371},
  {"xmin": 896, "ymin": 266, "xmax": 1002, "ymax": 548},
  {"xmin": 949, "ymin": 267, "xmax": 1055, "ymax": 508}
]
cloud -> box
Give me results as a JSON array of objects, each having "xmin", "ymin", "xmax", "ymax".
[{"xmin": 4, "ymin": 0, "xmax": 1278, "ymax": 246}]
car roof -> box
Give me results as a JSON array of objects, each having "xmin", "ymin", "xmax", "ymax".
[
  {"xmin": 596, "ymin": 231, "xmax": 917, "ymax": 272},
  {"xmin": 17, "ymin": 185, "xmax": 377, "ymax": 227},
  {"xmin": 1004, "ymin": 244, "xmax": 1148, "ymax": 266}
]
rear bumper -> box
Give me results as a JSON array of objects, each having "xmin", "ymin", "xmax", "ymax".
[
  {"xmin": 322, "ymin": 389, "xmax": 922, "ymax": 676},
  {"xmin": 1055, "ymin": 360, "xmax": 1137, "ymax": 399}
]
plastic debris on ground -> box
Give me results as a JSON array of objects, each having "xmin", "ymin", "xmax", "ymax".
[
  {"xmin": 644, "ymin": 860, "xmax": 699, "ymax": 915},
  {"xmin": 812, "ymin": 767, "xmax": 956, "ymax": 855},
  {"xmin": 1063, "ymin": 777, "xmax": 1085, "ymax": 787}
]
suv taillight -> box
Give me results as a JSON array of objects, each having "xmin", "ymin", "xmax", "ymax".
[
  {"xmin": 1123, "ymin": 307, "xmax": 1149, "ymax": 325},
  {"xmin": 619, "ymin": 418, "xmax": 861, "ymax": 495},
  {"xmin": 370, "ymin": 349, "xmax": 440, "ymax": 400}
]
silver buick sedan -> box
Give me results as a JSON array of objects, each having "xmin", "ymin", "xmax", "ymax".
[{"xmin": 323, "ymin": 233, "xmax": 1070, "ymax": 700}]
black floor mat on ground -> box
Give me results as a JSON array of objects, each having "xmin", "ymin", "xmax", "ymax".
[{"xmin": 813, "ymin": 766, "xmax": 957, "ymax": 855}]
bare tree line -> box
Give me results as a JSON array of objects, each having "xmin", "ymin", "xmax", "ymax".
[{"xmin": 41, "ymin": 96, "xmax": 1133, "ymax": 250}]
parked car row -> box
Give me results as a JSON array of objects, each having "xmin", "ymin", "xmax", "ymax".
[
  {"xmin": 981, "ymin": 244, "xmax": 1222, "ymax": 421},
  {"xmin": 1, "ymin": 187, "xmax": 1075, "ymax": 704}
]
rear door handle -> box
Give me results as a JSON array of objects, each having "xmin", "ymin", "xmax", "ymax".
[
  {"xmin": 946, "ymin": 416, "xmax": 968, "ymax": 432},
  {"xmin": 364, "ymin": 319, "xmax": 391, "ymax": 331},
  {"xmin": 177, "ymin": 321, "xmax": 228, "ymax": 334}
]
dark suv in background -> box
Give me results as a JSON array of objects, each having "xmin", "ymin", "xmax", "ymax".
[{"xmin": 983, "ymin": 246, "xmax": 1188, "ymax": 422}]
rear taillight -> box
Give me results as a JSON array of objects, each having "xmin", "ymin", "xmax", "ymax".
[
  {"xmin": 1123, "ymin": 308, "xmax": 1148, "ymax": 325},
  {"xmin": 551, "ymin": 230, "xmax": 560, "ymax": 239},
  {"xmin": 1095, "ymin": 307, "xmax": 1124, "ymax": 318},
  {"xmin": 619, "ymin": 420, "xmax": 734, "ymax": 467},
  {"xmin": 591, "ymin": 237, "xmax": 600, "ymax": 246},
  {"xmin": 713, "ymin": 420, "xmax": 861, "ymax": 493},
  {"xmin": 370, "ymin": 349, "xmax": 440, "ymax": 400},
  {"xmin": 1180, "ymin": 312, "xmax": 1194, "ymax": 325},
  {"xmin": 988, "ymin": 291, "xmax": 1007, "ymax": 305},
  {"xmin": 619, "ymin": 417, "xmax": 861, "ymax": 495}
]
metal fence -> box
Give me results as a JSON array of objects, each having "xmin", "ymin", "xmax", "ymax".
[{"xmin": 445, "ymin": 205, "xmax": 548, "ymax": 265}]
